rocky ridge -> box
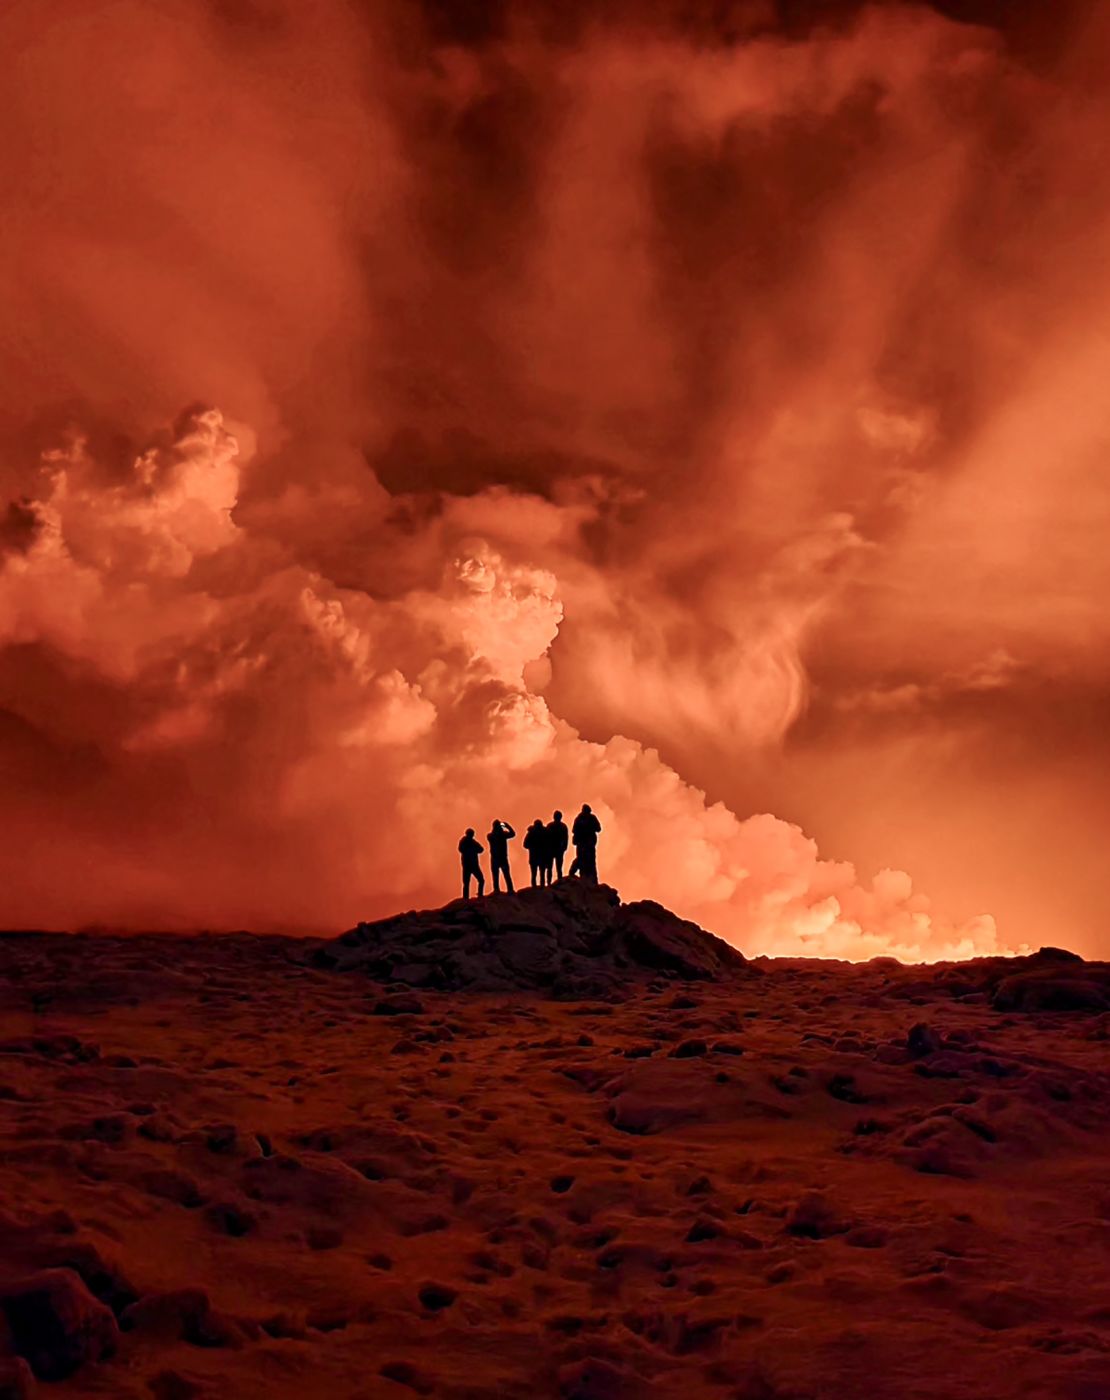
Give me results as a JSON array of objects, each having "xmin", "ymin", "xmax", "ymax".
[{"xmin": 310, "ymin": 880, "xmax": 750, "ymax": 995}]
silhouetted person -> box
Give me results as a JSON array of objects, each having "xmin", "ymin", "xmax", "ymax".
[
  {"xmin": 487, "ymin": 819, "xmax": 516, "ymax": 894},
  {"xmin": 458, "ymin": 828, "xmax": 485, "ymax": 899},
  {"xmin": 523, "ymin": 818, "xmax": 548, "ymax": 887},
  {"xmin": 545, "ymin": 809, "xmax": 569, "ymax": 881},
  {"xmin": 572, "ymin": 803, "xmax": 602, "ymax": 883}
]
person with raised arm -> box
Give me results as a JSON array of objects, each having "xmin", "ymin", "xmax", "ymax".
[{"xmin": 487, "ymin": 819, "xmax": 516, "ymax": 894}]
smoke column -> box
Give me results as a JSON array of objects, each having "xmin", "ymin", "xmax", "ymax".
[{"xmin": 1, "ymin": 0, "xmax": 1106, "ymax": 958}]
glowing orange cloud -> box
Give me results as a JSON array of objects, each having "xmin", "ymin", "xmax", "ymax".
[{"xmin": 0, "ymin": 1, "xmax": 1106, "ymax": 957}]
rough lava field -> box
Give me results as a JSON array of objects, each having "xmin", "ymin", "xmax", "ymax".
[{"xmin": 1, "ymin": 882, "xmax": 1108, "ymax": 1400}]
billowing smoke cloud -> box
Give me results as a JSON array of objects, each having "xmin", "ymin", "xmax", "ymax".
[
  {"xmin": 0, "ymin": 0, "xmax": 1105, "ymax": 957},
  {"xmin": 0, "ymin": 407, "xmax": 999, "ymax": 959}
]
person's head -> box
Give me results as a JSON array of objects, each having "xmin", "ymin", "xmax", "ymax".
[
  {"xmin": 492, "ymin": 820, "xmax": 502, "ymax": 831},
  {"xmin": 581, "ymin": 804, "xmax": 592, "ymax": 814},
  {"xmin": 465, "ymin": 828, "xmax": 474, "ymax": 837},
  {"xmin": 533, "ymin": 817, "xmax": 543, "ymax": 826},
  {"xmin": 553, "ymin": 810, "xmax": 562, "ymax": 821}
]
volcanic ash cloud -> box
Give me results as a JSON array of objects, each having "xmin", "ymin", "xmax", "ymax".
[{"xmin": 0, "ymin": 408, "xmax": 1008, "ymax": 962}]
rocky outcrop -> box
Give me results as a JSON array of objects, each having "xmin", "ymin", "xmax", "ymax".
[
  {"xmin": 992, "ymin": 970, "xmax": 1109, "ymax": 1012},
  {"xmin": 882, "ymin": 944, "xmax": 1110, "ymax": 1014},
  {"xmin": 0, "ymin": 1268, "xmax": 118, "ymax": 1382},
  {"xmin": 310, "ymin": 881, "xmax": 749, "ymax": 995}
]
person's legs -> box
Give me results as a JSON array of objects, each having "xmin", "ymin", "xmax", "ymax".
[
  {"xmin": 476, "ymin": 869, "xmax": 485, "ymax": 896},
  {"xmin": 463, "ymin": 868, "xmax": 472, "ymax": 899},
  {"xmin": 554, "ymin": 853, "xmax": 564, "ymax": 880},
  {"xmin": 581, "ymin": 848, "xmax": 597, "ymax": 882},
  {"xmin": 530, "ymin": 861, "xmax": 539, "ymax": 887},
  {"xmin": 504, "ymin": 864, "xmax": 514, "ymax": 894}
]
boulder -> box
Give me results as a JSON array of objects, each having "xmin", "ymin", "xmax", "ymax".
[
  {"xmin": 0, "ymin": 1358, "xmax": 34, "ymax": 1400},
  {"xmin": 906, "ymin": 1022, "xmax": 942, "ymax": 1057},
  {"xmin": 785, "ymin": 1193, "xmax": 849, "ymax": 1239},
  {"xmin": 120, "ymin": 1289, "xmax": 241, "ymax": 1348},
  {"xmin": 0, "ymin": 1269, "xmax": 117, "ymax": 1381},
  {"xmin": 992, "ymin": 973, "xmax": 1109, "ymax": 1013}
]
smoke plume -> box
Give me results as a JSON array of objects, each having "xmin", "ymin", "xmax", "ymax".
[{"xmin": 1, "ymin": 0, "xmax": 1106, "ymax": 957}]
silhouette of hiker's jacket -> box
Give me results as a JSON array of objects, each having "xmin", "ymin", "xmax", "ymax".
[
  {"xmin": 487, "ymin": 821, "xmax": 516, "ymax": 894},
  {"xmin": 523, "ymin": 819, "xmax": 549, "ymax": 887},
  {"xmin": 572, "ymin": 806, "xmax": 602, "ymax": 882},
  {"xmin": 523, "ymin": 821, "xmax": 547, "ymax": 865},
  {"xmin": 459, "ymin": 833, "xmax": 484, "ymax": 869},
  {"xmin": 545, "ymin": 813, "xmax": 569, "ymax": 880},
  {"xmin": 458, "ymin": 831, "xmax": 485, "ymax": 899}
]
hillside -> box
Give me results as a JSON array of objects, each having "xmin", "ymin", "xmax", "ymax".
[{"xmin": 310, "ymin": 881, "xmax": 750, "ymax": 995}]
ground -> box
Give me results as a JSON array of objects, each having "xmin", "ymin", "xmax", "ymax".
[{"xmin": 0, "ymin": 896, "xmax": 1107, "ymax": 1399}]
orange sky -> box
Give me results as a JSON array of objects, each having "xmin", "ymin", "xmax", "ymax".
[{"xmin": 0, "ymin": 0, "xmax": 1106, "ymax": 958}]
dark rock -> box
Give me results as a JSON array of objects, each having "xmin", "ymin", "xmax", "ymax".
[
  {"xmin": 417, "ymin": 1282, "xmax": 457, "ymax": 1312},
  {"xmin": 312, "ymin": 883, "xmax": 749, "ymax": 996},
  {"xmin": 785, "ymin": 1193, "xmax": 848, "ymax": 1240},
  {"xmin": 617, "ymin": 901, "xmax": 745, "ymax": 981},
  {"xmin": 0, "ymin": 1235, "xmax": 139, "ymax": 1320},
  {"xmin": 372, "ymin": 996, "xmax": 425, "ymax": 1016},
  {"xmin": 913, "ymin": 1053, "xmax": 966, "ymax": 1079},
  {"xmin": 907, "ymin": 1022, "xmax": 942, "ymax": 1057},
  {"xmin": 204, "ymin": 1123, "xmax": 238, "ymax": 1154},
  {"xmin": 826, "ymin": 1073, "xmax": 865, "ymax": 1103},
  {"xmin": 0, "ymin": 1358, "xmax": 34, "ymax": 1400},
  {"xmin": 379, "ymin": 1360, "xmax": 434, "ymax": 1394},
  {"xmin": 149, "ymin": 1371, "xmax": 203, "ymax": 1400},
  {"xmin": 121, "ymin": 1289, "xmax": 240, "ymax": 1349},
  {"xmin": 993, "ymin": 973, "xmax": 1109, "ymax": 1013},
  {"xmin": 561, "ymin": 1065, "xmax": 614, "ymax": 1093},
  {"xmin": 558, "ymin": 1356, "xmax": 644, "ymax": 1399},
  {"xmin": 0, "ymin": 1269, "xmax": 118, "ymax": 1381},
  {"xmin": 669, "ymin": 1039, "xmax": 708, "ymax": 1059},
  {"xmin": 141, "ymin": 1170, "xmax": 204, "ymax": 1208},
  {"xmin": 203, "ymin": 1202, "xmax": 257, "ymax": 1237}
]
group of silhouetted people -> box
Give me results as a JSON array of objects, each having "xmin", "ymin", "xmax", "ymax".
[{"xmin": 457, "ymin": 805, "xmax": 603, "ymax": 899}]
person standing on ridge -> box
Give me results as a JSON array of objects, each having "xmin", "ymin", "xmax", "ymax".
[
  {"xmin": 523, "ymin": 818, "xmax": 548, "ymax": 887},
  {"xmin": 572, "ymin": 804, "xmax": 602, "ymax": 883},
  {"xmin": 458, "ymin": 828, "xmax": 485, "ymax": 899},
  {"xmin": 487, "ymin": 819, "xmax": 516, "ymax": 894},
  {"xmin": 545, "ymin": 809, "xmax": 569, "ymax": 882}
]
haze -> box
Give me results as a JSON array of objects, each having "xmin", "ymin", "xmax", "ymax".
[{"xmin": 1, "ymin": 0, "xmax": 1106, "ymax": 959}]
